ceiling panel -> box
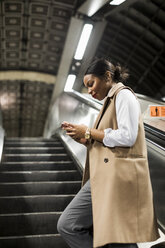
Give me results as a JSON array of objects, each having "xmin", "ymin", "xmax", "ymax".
[{"xmin": 0, "ymin": 0, "xmax": 79, "ymax": 75}]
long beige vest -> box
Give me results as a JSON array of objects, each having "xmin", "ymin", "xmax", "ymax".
[{"xmin": 82, "ymin": 83, "xmax": 159, "ymax": 248}]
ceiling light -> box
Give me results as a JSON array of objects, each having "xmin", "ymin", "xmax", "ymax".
[
  {"xmin": 74, "ymin": 24, "xmax": 93, "ymax": 60},
  {"xmin": 110, "ymin": 0, "xmax": 126, "ymax": 5},
  {"xmin": 0, "ymin": 93, "xmax": 16, "ymax": 110},
  {"xmin": 64, "ymin": 74, "xmax": 76, "ymax": 92},
  {"xmin": 161, "ymin": 96, "xmax": 165, "ymax": 102}
]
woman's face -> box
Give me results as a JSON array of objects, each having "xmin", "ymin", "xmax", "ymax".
[{"xmin": 83, "ymin": 74, "xmax": 112, "ymax": 101}]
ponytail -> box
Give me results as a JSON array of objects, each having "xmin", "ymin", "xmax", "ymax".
[{"xmin": 84, "ymin": 58, "xmax": 129, "ymax": 83}]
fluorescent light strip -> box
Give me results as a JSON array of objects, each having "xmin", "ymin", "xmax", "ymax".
[
  {"xmin": 64, "ymin": 74, "xmax": 76, "ymax": 92},
  {"xmin": 74, "ymin": 24, "xmax": 93, "ymax": 60},
  {"xmin": 110, "ymin": 0, "xmax": 126, "ymax": 5}
]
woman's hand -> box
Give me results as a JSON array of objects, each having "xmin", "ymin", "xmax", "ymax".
[
  {"xmin": 62, "ymin": 123, "xmax": 88, "ymax": 139},
  {"xmin": 61, "ymin": 122, "xmax": 89, "ymax": 145},
  {"xmin": 61, "ymin": 121, "xmax": 104, "ymax": 144}
]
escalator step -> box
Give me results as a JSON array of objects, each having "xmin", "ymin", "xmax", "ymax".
[
  {"xmin": 3, "ymin": 154, "xmax": 70, "ymax": 162},
  {"xmin": 5, "ymin": 138, "xmax": 59, "ymax": 142},
  {"xmin": 0, "ymin": 234, "xmax": 69, "ymax": 248},
  {"xmin": 0, "ymin": 161, "xmax": 76, "ymax": 171},
  {"xmin": 0, "ymin": 170, "xmax": 82, "ymax": 182},
  {"xmin": 0, "ymin": 212, "xmax": 61, "ymax": 236},
  {"xmin": 0, "ymin": 195, "xmax": 75, "ymax": 214},
  {"xmin": 0, "ymin": 181, "xmax": 81, "ymax": 196},
  {"xmin": 4, "ymin": 142, "xmax": 62, "ymax": 147},
  {"xmin": 3, "ymin": 147, "xmax": 66, "ymax": 154}
]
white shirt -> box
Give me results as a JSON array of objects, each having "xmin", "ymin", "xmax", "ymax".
[{"xmin": 103, "ymin": 88, "xmax": 141, "ymax": 147}]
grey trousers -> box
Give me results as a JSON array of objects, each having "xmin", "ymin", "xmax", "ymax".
[{"xmin": 57, "ymin": 180, "xmax": 138, "ymax": 248}]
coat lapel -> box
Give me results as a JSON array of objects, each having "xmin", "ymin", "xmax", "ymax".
[
  {"xmin": 93, "ymin": 83, "xmax": 124, "ymax": 129},
  {"xmin": 94, "ymin": 97, "xmax": 110, "ymax": 129},
  {"xmin": 90, "ymin": 97, "xmax": 110, "ymax": 144}
]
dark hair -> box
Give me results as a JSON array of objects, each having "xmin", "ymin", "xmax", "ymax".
[{"xmin": 84, "ymin": 58, "xmax": 129, "ymax": 83}]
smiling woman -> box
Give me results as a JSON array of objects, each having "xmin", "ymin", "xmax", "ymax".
[{"xmin": 57, "ymin": 58, "xmax": 160, "ymax": 248}]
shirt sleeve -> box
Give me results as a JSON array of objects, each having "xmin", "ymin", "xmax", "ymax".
[{"xmin": 103, "ymin": 89, "xmax": 140, "ymax": 147}]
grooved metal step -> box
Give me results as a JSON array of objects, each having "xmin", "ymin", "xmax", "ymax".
[
  {"xmin": 3, "ymin": 153, "xmax": 70, "ymax": 162},
  {"xmin": 0, "ymin": 161, "xmax": 76, "ymax": 171},
  {"xmin": 5, "ymin": 138, "xmax": 59, "ymax": 142},
  {"xmin": 0, "ymin": 234, "xmax": 70, "ymax": 248},
  {"xmin": 0, "ymin": 212, "xmax": 61, "ymax": 236},
  {"xmin": 0, "ymin": 195, "xmax": 76, "ymax": 214},
  {"xmin": 4, "ymin": 142, "xmax": 62, "ymax": 147},
  {"xmin": 0, "ymin": 170, "xmax": 81, "ymax": 182},
  {"xmin": 5, "ymin": 137, "xmax": 61, "ymax": 144},
  {"xmin": 0, "ymin": 181, "xmax": 81, "ymax": 196},
  {"xmin": 4, "ymin": 147, "xmax": 66, "ymax": 154}
]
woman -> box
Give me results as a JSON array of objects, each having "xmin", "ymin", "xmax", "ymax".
[{"xmin": 57, "ymin": 58, "xmax": 159, "ymax": 248}]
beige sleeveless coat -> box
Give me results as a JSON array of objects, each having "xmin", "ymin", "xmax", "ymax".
[{"xmin": 82, "ymin": 83, "xmax": 159, "ymax": 248}]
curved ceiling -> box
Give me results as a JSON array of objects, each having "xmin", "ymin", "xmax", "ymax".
[
  {"xmin": 0, "ymin": 0, "xmax": 83, "ymax": 74},
  {"xmin": 93, "ymin": 0, "xmax": 165, "ymax": 98},
  {"xmin": 0, "ymin": 0, "xmax": 164, "ymax": 137},
  {"xmin": 0, "ymin": 0, "xmax": 85, "ymax": 137}
]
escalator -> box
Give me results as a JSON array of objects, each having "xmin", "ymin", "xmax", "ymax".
[
  {"xmin": 0, "ymin": 137, "xmax": 82, "ymax": 248},
  {"xmin": 0, "ymin": 91, "xmax": 164, "ymax": 248},
  {"xmin": 44, "ymin": 91, "xmax": 165, "ymax": 247},
  {"xmin": 144, "ymin": 124, "xmax": 165, "ymax": 240}
]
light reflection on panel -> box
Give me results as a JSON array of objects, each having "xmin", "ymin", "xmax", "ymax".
[
  {"xmin": 44, "ymin": 91, "xmax": 165, "ymax": 169},
  {"xmin": 44, "ymin": 92, "xmax": 99, "ymax": 169}
]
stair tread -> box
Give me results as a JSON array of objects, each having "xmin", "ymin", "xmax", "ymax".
[
  {"xmin": 0, "ymin": 211, "xmax": 62, "ymax": 217},
  {"xmin": 0, "ymin": 233, "xmax": 70, "ymax": 248},
  {"xmin": 0, "ymin": 212, "xmax": 61, "ymax": 236},
  {"xmin": 0, "ymin": 233, "xmax": 61, "ymax": 239},
  {"xmin": 0, "ymin": 162, "xmax": 76, "ymax": 171},
  {"xmin": 0, "ymin": 181, "xmax": 81, "ymax": 195},
  {"xmin": 0, "ymin": 137, "xmax": 81, "ymax": 247},
  {"xmin": 0, "ymin": 170, "xmax": 82, "ymax": 182},
  {"xmin": 5, "ymin": 141, "xmax": 61, "ymax": 144},
  {"xmin": 0, "ymin": 194, "xmax": 76, "ymax": 199},
  {"xmin": 0, "ymin": 170, "xmax": 78, "ymax": 173},
  {"xmin": 5, "ymin": 139, "xmax": 58, "ymax": 140},
  {"xmin": 0, "ymin": 194, "xmax": 75, "ymax": 213},
  {"xmin": 4, "ymin": 153, "xmax": 68, "ymax": 156},
  {"xmin": 2, "ymin": 161, "xmax": 73, "ymax": 164},
  {"xmin": 0, "ymin": 181, "xmax": 81, "ymax": 184},
  {"xmin": 4, "ymin": 147, "xmax": 64, "ymax": 149},
  {"xmin": 4, "ymin": 144, "xmax": 62, "ymax": 148}
]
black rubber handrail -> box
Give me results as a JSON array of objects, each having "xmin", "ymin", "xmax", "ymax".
[{"xmin": 144, "ymin": 123, "xmax": 165, "ymax": 149}]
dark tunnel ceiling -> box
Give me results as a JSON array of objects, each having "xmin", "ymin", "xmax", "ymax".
[
  {"xmin": 0, "ymin": 0, "xmax": 165, "ymax": 137},
  {"xmin": 0, "ymin": 0, "xmax": 164, "ymax": 88},
  {"xmin": 94, "ymin": 0, "xmax": 165, "ymax": 98}
]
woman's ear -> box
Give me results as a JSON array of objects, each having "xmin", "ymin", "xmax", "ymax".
[{"xmin": 105, "ymin": 71, "xmax": 111, "ymax": 82}]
